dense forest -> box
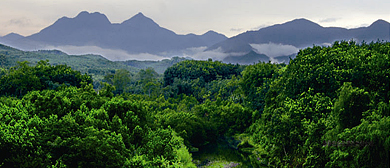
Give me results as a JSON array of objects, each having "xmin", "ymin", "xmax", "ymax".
[{"xmin": 0, "ymin": 41, "xmax": 389, "ymax": 167}]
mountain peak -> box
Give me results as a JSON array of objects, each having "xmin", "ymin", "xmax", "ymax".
[
  {"xmin": 202, "ymin": 30, "xmax": 218, "ymax": 35},
  {"xmin": 76, "ymin": 11, "xmax": 90, "ymax": 17},
  {"xmin": 121, "ymin": 12, "xmax": 159, "ymax": 27},
  {"xmin": 73, "ymin": 11, "xmax": 111, "ymax": 24},
  {"xmin": 283, "ymin": 18, "xmax": 322, "ymax": 28},
  {"xmin": 369, "ymin": 19, "xmax": 390, "ymax": 27},
  {"xmin": 135, "ymin": 12, "xmax": 145, "ymax": 17},
  {"xmin": 4, "ymin": 32, "xmax": 24, "ymax": 38},
  {"xmin": 1, "ymin": 32, "xmax": 24, "ymax": 41}
]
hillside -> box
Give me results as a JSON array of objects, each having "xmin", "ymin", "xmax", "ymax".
[
  {"xmin": 0, "ymin": 41, "xmax": 388, "ymax": 167},
  {"xmin": 121, "ymin": 57, "xmax": 188, "ymax": 74},
  {"xmin": 222, "ymin": 50, "xmax": 270, "ymax": 64},
  {"xmin": 0, "ymin": 43, "xmax": 189, "ymax": 85},
  {"xmin": 0, "ymin": 43, "xmax": 138, "ymax": 83}
]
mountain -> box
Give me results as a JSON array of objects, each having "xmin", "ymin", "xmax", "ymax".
[
  {"xmin": 1, "ymin": 33, "xmax": 24, "ymax": 41},
  {"xmin": 0, "ymin": 33, "xmax": 24, "ymax": 47},
  {"xmin": 199, "ymin": 30, "xmax": 229, "ymax": 47},
  {"xmin": 0, "ymin": 33, "xmax": 43, "ymax": 51},
  {"xmin": 207, "ymin": 18, "xmax": 390, "ymax": 53},
  {"xmin": 25, "ymin": 11, "xmax": 228, "ymax": 55},
  {"xmin": 28, "ymin": 11, "xmax": 112, "ymax": 46},
  {"xmin": 223, "ymin": 50, "xmax": 269, "ymax": 64},
  {"xmin": 3, "ymin": 13, "xmax": 388, "ymax": 63}
]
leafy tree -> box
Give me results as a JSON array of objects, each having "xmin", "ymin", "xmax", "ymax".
[
  {"xmin": 104, "ymin": 69, "xmax": 131, "ymax": 94},
  {"xmin": 163, "ymin": 60, "xmax": 243, "ymax": 86},
  {"xmin": 138, "ymin": 68, "xmax": 161, "ymax": 97},
  {"xmin": 239, "ymin": 62, "xmax": 284, "ymax": 112},
  {"xmin": 333, "ymin": 82, "xmax": 370, "ymax": 129},
  {"xmin": 0, "ymin": 60, "xmax": 92, "ymax": 97}
]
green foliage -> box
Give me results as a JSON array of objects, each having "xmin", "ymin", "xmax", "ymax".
[
  {"xmin": 156, "ymin": 109, "xmax": 216, "ymax": 147},
  {"xmin": 0, "ymin": 41, "xmax": 388, "ymax": 167},
  {"xmin": 194, "ymin": 99, "xmax": 253, "ymax": 136},
  {"xmin": 248, "ymin": 41, "xmax": 390, "ymax": 167},
  {"xmin": 333, "ymin": 82, "xmax": 371, "ymax": 129},
  {"xmin": 163, "ymin": 59, "xmax": 243, "ymax": 86},
  {"xmin": 283, "ymin": 41, "xmax": 389, "ymax": 100},
  {"xmin": 0, "ymin": 45, "xmax": 139, "ymax": 87},
  {"xmin": 239, "ymin": 62, "xmax": 285, "ymax": 112},
  {"xmin": 104, "ymin": 69, "xmax": 132, "ymax": 94},
  {"xmin": 103, "ymin": 67, "xmax": 164, "ymax": 97},
  {"xmin": 0, "ymin": 60, "xmax": 92, "ymax": 97},
  {"xmin": 123, "ymin": 56, "xmax": 188, "ymax": 74},
  {"xmin": 0, "ymin": 64, "xmax": 193, "ymax": 167}
]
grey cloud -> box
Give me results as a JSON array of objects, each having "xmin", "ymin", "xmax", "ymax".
[
  {"xmin": 6, "ymin": 18, "xmax": 32, "ymax": 27},
  {"xmin": 319, "ymin": 18, "xmax": 340, "ymax": 23},
  {"xmin": 346, "ymin": 23, "xmax": 370, "ymax": 29},
  {"xmin": 251, "ymin": 24, "xmax": 272, "ymax": 31},
  {"xmin": 187, "ymin": 47, "xmax": 228, "ymax": 60},
  {"xmin": 180, "ymin": 47, "xmax": 244, "ymax": 61},
  {"xmin": 250, "ymin": 43, "xmax": 299, "ymax": 58}
]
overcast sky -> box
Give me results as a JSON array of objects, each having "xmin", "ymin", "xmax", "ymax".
[{"xmin": 1, "ymin": 0, "xmax": 389, "ymax": 37}]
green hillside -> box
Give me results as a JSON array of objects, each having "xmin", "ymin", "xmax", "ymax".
[
  {"xmin": 0, "ymin": 44, "xmax": 139, "ymax": 84},
  {"xmin": 0, "ymin": 41, "xmax": 388, "ymax": 167},
  {"xmin": 121, "ymin": 57, "xmax": 188, "ymax": 74}
]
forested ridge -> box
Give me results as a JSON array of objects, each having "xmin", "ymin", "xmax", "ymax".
[{"xmin": 0, "ymin": 41, "xmax": 389, "ymax": 167}]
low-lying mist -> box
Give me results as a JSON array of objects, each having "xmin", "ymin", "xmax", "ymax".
[
  {"xmin": 42, "ymin": 45, "xmax": 170, "ymax": 61},
  {"xmin": 42, "ymin": 45, "xmax": 244, "ymax": 62},
  {"xmin": 1, "ymin": 40, "xmax": 299, "ymax": 64},
  {"xmin": 250, "ymin": 43, "xmax": 299, "ymax": 57}
]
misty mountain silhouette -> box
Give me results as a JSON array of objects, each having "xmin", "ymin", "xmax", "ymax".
[
  {"xmin": 1, "ymin": 33, "xmax": 24, "ymax": 41},
  {"xmin": 223, "ymin": 50, "xmax": 269, "ymax": 64},
  {"xmin": 207, "ymin": 18, "xmax": 390, "ymax": 53},
  {"xmin": 1, "ymin": 14, "xmax": 389, "ymax": 63},
  {"xmin": 26, "ymin": 11, "xmax": 228, "ymax": 54}
]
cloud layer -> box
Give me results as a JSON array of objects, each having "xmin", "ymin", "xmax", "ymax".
[
  {"xmin": 43, "ymin": 45, "xmax": 169, "ymax": 61},
  {"xmin": 41, "ymin": 45, "xmax": 236, "ymax": 62},
  {"xmin": 250, "ymin": 43, "xmax": 299, "ymax": 58}
]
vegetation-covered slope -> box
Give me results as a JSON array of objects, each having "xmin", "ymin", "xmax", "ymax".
[
  {"xmin": 0, "ymin": 44, "xmax": 138, "ymax": 85},
  {"xmin": 0, "ymin": 44, "xmax": 187, "ymax": 88},
  {"xmin": 0, "ymin": 41, "xmax": 388, "ymax": 167},
  {"xmin": 248, "ymin": 41, "xmax": 389, "ymax": 167},
  {"xmin": 121, "ymin": 57, "xmax": 187, "ymax": 74}
]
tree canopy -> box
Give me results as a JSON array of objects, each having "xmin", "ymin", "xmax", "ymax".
[{"xmin": 0, "ymin": 41, "xmax": 389, "ymax": 167}]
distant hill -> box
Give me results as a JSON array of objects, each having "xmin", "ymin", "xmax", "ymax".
[
  {"xmin": 22, "ymin": 11, "xmax": 227, "ymax": 55},
  {"xmin": 0, "ymin": 43, "xmax": 188, "ymax": 83},
  {"xmin": 121, "ymin": 57, "xmax": 188, "ymax": 74},
  {"xmin": 0, "ymin": 43, "xmax": 139, "ymax": 86},
  {"xmin": 1, "ymin": 33, "xmax": 24, "ymax": 41},
  {"xmin": 223, "ymin": 50, "xmax": 269, "ymax": 64},
  {"xmin": 0, "ymin": 33, "xmax": 26, "ymax": 48},
  {"xmin": 207, "ymin": 19, "xmax": 390, "ymax": 54}
]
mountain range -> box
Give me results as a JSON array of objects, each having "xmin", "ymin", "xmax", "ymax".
[
  {"xmin": 207, "ymin": 18, "xmax": 390, "ymax": 54},
  {"xmin": 3, "ymin": 12, "xmax": 227, "ymax": 55},
  {"xmin": 1, "ymin": 11, "xmax": 389, "ymax": 63}
]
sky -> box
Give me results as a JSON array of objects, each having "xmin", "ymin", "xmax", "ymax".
[{"xmin": 1, "ymin": 0, "xmax": 389, "ymax": 38}]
